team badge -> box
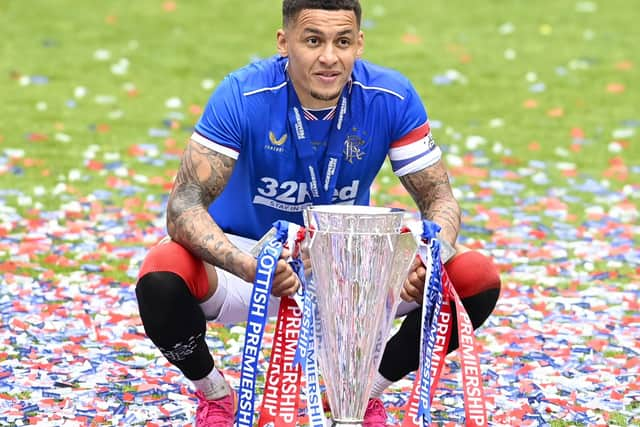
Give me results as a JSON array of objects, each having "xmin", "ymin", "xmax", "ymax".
[{"xmin": 343, "ymin": 134, "xmax": 366, "ymax": 163}]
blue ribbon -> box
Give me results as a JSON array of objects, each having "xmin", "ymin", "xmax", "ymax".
[
  {"xmin": 286, "ymin": 75, "xmax": 352, "ymax": 205},
  {"xmin": 304, "ymin": 300, "xmax": 325, "ymax": 427},
  {"xmin": 291, "ymin": 258, "xmax": 311, "ymax": 373},
  {"xmin": 236, "ymin": 220, "xmax": 289, "ymax": 427},
  {"xmin": 416, "ymin": 220, "xmax": 445, "ymax": 426},
  {"xmin": 290, "ymin": 256, "xmax": 325, "ymax": 426}
]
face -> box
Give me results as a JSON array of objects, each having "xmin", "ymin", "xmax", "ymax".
[{"xmin": 277, "ymin": 9, "xmax": 364, "ymax": 109}]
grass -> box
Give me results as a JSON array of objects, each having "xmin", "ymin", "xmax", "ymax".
[{"xmin": 1, "ymin": 0, "xmax": 638, "ymax": 425}]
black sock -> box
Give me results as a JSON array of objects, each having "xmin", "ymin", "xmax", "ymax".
[
  {"xmin": 378, "ymin": 288, "xmax": 500, "ymax": 382},
  {"xmin": 136, "ymin": 271, "xmax": 214, "ymax": 380},
  {"xmin": 378, "ymin": 308, "xmax": 422, "ymax": 382},
  {"xmin": 445, "ymin": 288, "xmax": 500, "ymax": 354}
]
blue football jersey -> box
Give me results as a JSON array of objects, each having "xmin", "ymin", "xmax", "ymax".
[{"xmin": 192, "ymin": 55, "xmax": 441, "ymax": 240}]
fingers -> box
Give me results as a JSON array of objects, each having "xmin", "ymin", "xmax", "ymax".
[
  {"xmin": 400, "ymin": 286, "xmax": 412, "ymax": 302},
  {"xmin": 270, "ymin": 259, "xmax": 300, "ymax": 297},
  {"xmin": 410, "ymin": 263, "xmax": 427, "ymax": 284},
  {"xmin": 402, "ymin": 279, "xmax": 423, "ymax": 304},
  {"xmin": 278, "ymin": 247, "xmax": 311, "ymax": 274},
  {"xmin": 280, "ymin": 248, "xmax": 292, "ymax": 260},
  {"xmin": 402, "ymin": 258, "xmax": 427, "ymax": 304},
  {"xmin": 302, "ymin": 255, "xmax": 312, "ymax": 275}
]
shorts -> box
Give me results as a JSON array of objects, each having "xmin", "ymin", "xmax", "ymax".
[{"xmin": 138, "ymin": 229, "xmax": 420, "ymax": 325}]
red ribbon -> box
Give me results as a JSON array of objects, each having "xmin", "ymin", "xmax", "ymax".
[
  {"xmin": 402, "ymin": 268, "xmax": 488, "ymax": 427},
  {"xmin": 258, "ymin": 229, "xmax": 308, "ymax": 427},
  {"xmin": 258, "ymin": 296, "xmax": 303, "ymax": 427}
]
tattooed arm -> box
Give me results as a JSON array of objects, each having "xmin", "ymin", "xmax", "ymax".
[
  {"xmin": 399, "ymin": 160, "xmax": 461, "ymax": 303},
  {"xmin": 399, "ymin": 159, "xmax": 461, "ymax": 245},
  {"xmin": 166, "ymin": 139, "xmax": 256, "ymax": 282}
]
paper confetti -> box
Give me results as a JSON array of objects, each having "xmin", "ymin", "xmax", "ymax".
[{"xmin": 1, "ymin": 2, "xmax": 639, "ymax": 426}]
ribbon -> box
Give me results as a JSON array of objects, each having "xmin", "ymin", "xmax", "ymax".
[
  {"xmin": 292, "ymin": 260, "xmax": 313, "ymax": 374},
  {"xmin": 415, "ymin": 221, "xmax": 445, "ymax": 426},
  {"xmin": 286, "ymin": 76, "xmax": 352, "ymax": 205},
  {"xmin": 401, "ymin": 220, "xmax": 488, "ymax": 426},
  {"xmin": 258, "ymin": 296, "xmax": 303, "ymax": 427},
  {"xmin": 257, "ymin": 225, "xmax": 326, "ymax": 427},
  {"xmin": 302, "ymin": 290, "xmax": 326, "ymax": 427},
  {"xmin": 258, "ymin": 228, "xmax": 305, "ymax": 427},
  {"xmin": 236, "ymin": 220, "xmax": 289, "ymax": 427},
  {"xmin": 428, "ymin": 289, "xmax": 453, "ymax": 403},
  {"xmin": 290, "ymin": 228, "xmax": 325, "ymax": 427},
  {"xmin": 450, "ymin": 277, "xmax": 488, "ymax": 427}
]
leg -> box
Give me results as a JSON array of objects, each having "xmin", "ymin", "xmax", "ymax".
[
  {"xmin": 135, "ymin": 236, "xmax": 280, "ymax": 383},
  {"xmin": 376, "ymin": 250, "xmax": 501, "ymax": 382},
  {"xmin": 135, "ymin": 239, "xmax": 237, "ymax": 425},
  {"xmin": 136, "ymin": 270, "xmax": 215, "ymax": 379},
  {"xmin": 135, "ymin": 239, "xmax": 220, "ymax": 382}
]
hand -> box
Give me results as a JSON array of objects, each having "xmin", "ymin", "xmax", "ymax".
[
  {"xmin": 270, "ymin": 249, "xmax": 301, "ymax": 297},
  {"xmin": 401, "ymin": 256, "xmax": 427, "ymax": 304},
  {"xmin": 300, "ymin": 245, "xmax": 312, "ymax": 276}
]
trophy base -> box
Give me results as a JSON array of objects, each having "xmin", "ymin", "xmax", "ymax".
[{"xmin": 331, "ymin": 419, "xmax": 363, "ymax": 427}]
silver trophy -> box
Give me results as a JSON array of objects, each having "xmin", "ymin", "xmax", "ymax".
[{"xmin": 304, "ymin": 205, "xmax": 418, "ymax": 427}]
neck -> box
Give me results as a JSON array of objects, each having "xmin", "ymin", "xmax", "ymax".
[{"xmin": 303, "ymin": 104, "xmax": 337, "ymax": 111}]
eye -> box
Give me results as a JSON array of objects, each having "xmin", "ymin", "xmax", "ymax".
[
  {"xmin": 306, "ymin": 37, "xmax": 319, "ymax": 46},
  {"xmin": 337, "ymin": 38, "xmax": 352, "ymax": 48}
]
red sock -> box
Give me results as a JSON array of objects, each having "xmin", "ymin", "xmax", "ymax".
[
  {"xmin": 138, "ymin": 240, "xmax": 209, "ymax": 300},
  {"xmin": 444, "ymin": 251, "xmax": 501, "ymax": 299}
]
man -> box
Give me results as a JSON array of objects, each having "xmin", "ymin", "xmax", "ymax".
[{"xmin": 135, "ymin": 0, "xmax": 501, "ymax": 426}]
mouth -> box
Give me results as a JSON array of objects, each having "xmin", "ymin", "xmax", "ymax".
[{"xmin": 313, "ymin": 71, "xmax": 341, "ymax": 83}]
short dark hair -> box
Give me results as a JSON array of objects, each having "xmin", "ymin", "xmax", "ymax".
[{"xmin": 282, "ymin": 0, "xmax": 362, "ymax": 28}]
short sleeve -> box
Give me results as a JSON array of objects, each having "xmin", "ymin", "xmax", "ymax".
[
  {"xmin": 388, "ymin": 81, "xmax": 442, "ymax": 176},
  {"xmin": 192, "ymin": 75, "xmax": 244, "ymax": 159}
]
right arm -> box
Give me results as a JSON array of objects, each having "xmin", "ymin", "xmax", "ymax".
[
  {"xmin": 166, "ymin": 139, "xmax": 300, "ymax": 296},
  {"xmin": 166, "ymin": 139, "xmax": 257, "ymax": 282}
]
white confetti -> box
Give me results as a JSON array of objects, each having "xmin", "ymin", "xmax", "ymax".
[
  {"xmin": 576, "ymin": 1, "xmax": 597, "ymax": 13},
  {"xmin": 93, "ymin": 49, "xmax": 111, "ymax": 61},
  {"xmin": 74, "ymin": 86, "xmax": 87, "ymax": 99},
  {"xmin": 165, "ymin": 97, "xmax": 183, "ymax": 109},
  {"xmin": 498, "ymin": 22, "xmax": 515, "ymax": 35},
  {"xmin": 201, "ymin": 79, "xmax": 216, "ymax": 91},
  {"xmin": 504, "ymin": 48, "xmax": 517, "ymax": 60}
]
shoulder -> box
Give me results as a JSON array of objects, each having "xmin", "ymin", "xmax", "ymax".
[
  {"xmin": 224, "ymin": 55, "xmax": 288, "ymax": 98},
  {"xmin": 351, "ymin": 60, "xmax": 416, "ymax": 101}
]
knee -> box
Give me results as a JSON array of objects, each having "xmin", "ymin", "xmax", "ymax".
[
  {"xmin": 136, "ymin": 271, "xmax": 194, "ymax": 311},
  {"xmin": 446, "ymin": 250, "xmax": 501, "ymax": 299},
  {"xmin": 137, "ymin": 240, "xmax": 210, "ymax": 300},
  {"xmin": 135, "ymin": 271, "xmax": 206, "ymax": 336},
  {"xmin": 444, "ymin": 251, "xmax": 501, "ymax": 331}
]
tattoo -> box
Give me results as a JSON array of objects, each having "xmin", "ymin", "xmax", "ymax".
[
  {"xmin": 399, "ymin": 161, "xmax": 461, "ymax": 243},
  {"xmin": 166, "ymin": 140, "xmax": 248, "ymax": 277}
]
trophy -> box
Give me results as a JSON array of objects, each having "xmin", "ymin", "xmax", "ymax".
[{"xmin": 304, "ymin": 205, "xmax": 418, "ymax": 427}]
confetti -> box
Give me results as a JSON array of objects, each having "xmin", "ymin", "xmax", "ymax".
[
  {"xmin": 163, "ymin": 1, "xmax": 176, "ymax": 12},
  {"xmin": 606, "ymin": 83, "xmax": 626, "ymax": 94},
  {"xmin": 1, "ymin": 2, "xmax": 638, "ymax": 426}
]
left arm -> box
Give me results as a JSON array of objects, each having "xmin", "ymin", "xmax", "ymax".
[
  {"xmin": 399, "ymin": 159, "xmax": 460, "ymax": 245},
  {"xmin": 399, "ymin": 159, "xmax": 461, "ymax": 303}
]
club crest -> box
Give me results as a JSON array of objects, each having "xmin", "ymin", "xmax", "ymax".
[{"xmin": 343, "ymin": 134, "xmax": 366, "ymax": 163}]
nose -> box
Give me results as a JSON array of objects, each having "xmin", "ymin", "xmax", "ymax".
[{"xmin": 318, "ymin": 44, "xmax": 338, "ymax": 66}]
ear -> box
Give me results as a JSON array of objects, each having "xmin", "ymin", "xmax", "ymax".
[
  {"xmin": 356, "ymin": 30, "xmax": 365, "ymax": 58},
  {"xmin": 276, "ymin": 29, "xmax": 288, "ymax": 57}
]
